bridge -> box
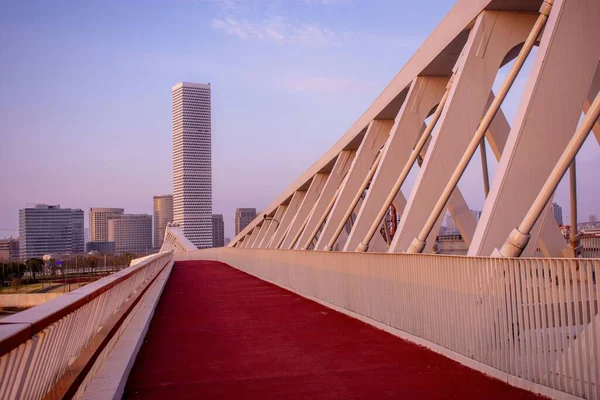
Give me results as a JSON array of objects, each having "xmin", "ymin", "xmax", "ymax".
[{"xmin": 1, "ymin": 0, "xmax": 600, "ymax": 398}]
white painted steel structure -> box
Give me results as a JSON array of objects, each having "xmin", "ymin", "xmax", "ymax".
[
  {"xmin": 229, "ymin": 0, "xmax": 600, "ymax": 260},
  {"xmin": 160, "ymin": 224, "xmax": 199, "ymax": 253}
]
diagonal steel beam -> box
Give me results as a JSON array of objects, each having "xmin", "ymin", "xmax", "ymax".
[{"xmin": 390, "ymin": 11, "xmax": 538, "ymax": 253}]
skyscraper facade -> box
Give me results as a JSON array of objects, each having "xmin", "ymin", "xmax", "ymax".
[
  {"xmin": 212, "ymin": 214, "xmax": 225, "ymax": 247},
  {"xmin": 235, "ymin": 208, "xmax": 257, "ymax": 236},
  {"xmin": 19, "ymin": 204, "xmax": 84, "ymax": 258},
  {"xmin": 552, "ymin": 202, "xmax": 563, "ymax": 225},
  {"xmin": 108, "ymin": 214, "xmax": 152, "ymax": 254},
  {"xmin": 153, "ymin": 195, "xmax": 174, "ymax": 248},
  {"xmin": 90, "ymin": 208, "xmax": 124, "ymax": 242},
  {"xmin": 172, "ymin": 82, "xmax": 212, "ymax": 248}
]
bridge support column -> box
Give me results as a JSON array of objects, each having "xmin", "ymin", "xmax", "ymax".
[
  {"xmin": 390, "ymin": 11, "xmax": 538, "ymax": 253},
  {"xmin": 251, "ymin": 220, "xmax": 271, "ymax": 249},
  {"xmin": 469, "ymin": 0, "xmax": 600, "ymax": 256},
  {"xmin": 343, "ymin": 76, "xmax": 448, "ymax": 252},
  {"xmin": 315, "ymin": 119, "xmax": 394, "ymax": 250},
  {"xmin": 258, "ymin": 205, "xmax": 287, "ymax": 248},
  {"xmin": 281, "ymin": 173, "xmax": 328, "ymax": 249},
  {"xmin": 246, "ymin": 224, "xmax": 263, "ymax": 248},
  {"xmin": 296, "ymin": 150, "xmax": 355, "ymax": 249},
  {"xmin": 269, "ymin": 191, "xmax": 306, "ymax": 249}
]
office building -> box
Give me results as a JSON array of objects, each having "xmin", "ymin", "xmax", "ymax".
[
  {"xmin": 19, "ymin": 205, "xmax": 84, "ymax": 258},
  {"xmin": 86, "ymin": 241, "xmax": 116, "ymax": 255},
  {"xmin": 108, "ymin": 214, "xmax": 152, "ymax": 254},
  {"xmin": 445, "ymin": 214, "xmax": 458, "ymax": 234},
  {"xmin": 552, "ymin": 202, "xmax": 563, "ymax": 225},
  {"xmin": 471, "ymin": 210, "xmax": 482, "ymax": 221},
  {"xmin": 153, "ymin": 195, "xmax": 174, "ymax": 248},
  {"xmin": 212, "ymin": 214, "xmax": 225, "ymax": 247},
  {"xmin": 90, "ymin": 208, "xmax": 124, "ymax": 242},
  {"xmin": 235, "ymin": 208, "xmax": 257, "ymax": 235},
  {"xmin": 0, "ymin": 238, "xmax": 19, "ymax": 261},
  {"xmin": 172, "ymin": 82, "xmax": 212, "ymax": 248}
]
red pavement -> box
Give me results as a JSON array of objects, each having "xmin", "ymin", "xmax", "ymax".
[{"xmin": 124, "ymin": 260, "xmax": 544, "ymax": 399}]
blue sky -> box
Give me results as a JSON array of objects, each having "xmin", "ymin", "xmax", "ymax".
[{"xmin": 1, "ymin": 0, "xmax": 598, "ymax": 240}]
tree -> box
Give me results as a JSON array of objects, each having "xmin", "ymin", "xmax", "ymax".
[
  {"xmin": 122, "ymin": 253, "xmax": 137, "ymax": 267},
  {"xmin": 85, "ymin": 255, "xmax": 98, "ymax": 274},
  {"xmin": 26, "ymin": 258, "xmax": 44, "ymax": 281}
]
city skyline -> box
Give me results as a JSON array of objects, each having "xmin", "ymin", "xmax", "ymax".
[{"xmin": 1, "ymin": 0, "xmax": 599, "ymax": 242}]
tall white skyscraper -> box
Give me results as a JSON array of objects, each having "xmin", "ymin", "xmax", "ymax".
[{"xmin": 172, "ymin": 82, "xmax": 213, "ymax": 248}]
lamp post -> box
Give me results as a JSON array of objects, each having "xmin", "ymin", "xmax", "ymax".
[
  {"xmin": 263, "ymin": 214, "xmax": 280, "ymax": 230},
  {"xmin": 263, "ymin": 214, "xmax": 280, "ymax": 248}
]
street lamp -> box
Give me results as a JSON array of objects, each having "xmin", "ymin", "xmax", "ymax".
[{"xmin": 263, "ymin": 214, "xmax": 280, "ymax": 230}]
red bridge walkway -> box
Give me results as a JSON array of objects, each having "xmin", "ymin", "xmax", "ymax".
[{"xmin": 125, "ymin": 260, "xmax": 543, "ymax": 399}]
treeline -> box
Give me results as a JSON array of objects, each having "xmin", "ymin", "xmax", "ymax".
[{"xmin": 1, "ymin": 253, "xmax": 140, "ymax": 283}]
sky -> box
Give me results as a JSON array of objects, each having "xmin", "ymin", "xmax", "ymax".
[{"xmin": 0, "ymin": 0, "xmax": 598, "ymax": 241}]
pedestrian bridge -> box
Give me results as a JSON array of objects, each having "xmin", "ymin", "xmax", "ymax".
[
  {"xmin": 1, "ymin": 237, "xmax": 598, "ymax": 399},
  {"xmin": 2, "ymin": 0, "xmax": 600, "ymax": 397}
]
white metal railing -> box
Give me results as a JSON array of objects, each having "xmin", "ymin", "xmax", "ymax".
[
  {"xmin": 0, "ymin": 251, "xmax": 173, "ymax": 399},
  {"xmin": 582, "ymin": 237, "xmax": 600, "ymax": 259},
  {"xmin": 182, "ymin": 248, "xmax": 600, "ymax": 399},
  {"xmin": 533, "ymin": 237, "xmax": 600, "ymax": 259},
  {"xmin": 160, "ymin": 225, "xmax": 198, "ymax": 253}
]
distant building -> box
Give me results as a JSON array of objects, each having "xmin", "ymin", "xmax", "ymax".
[
  {"xmin": 552, "ymin": 202, "xmax": 563, "ymax": 225},
  {"xmin": 445, "ymin": 214, "xmax": 458, "ymax": 234},
  {"xmin": 108, "ymin": 214, "xmax": 152, "ymax": 254},
  {"xmin": 0, "ymin": 238, "xmax": 19, "ymax": 261},
  {"xmin": 153, "ymin": 195, "xmax": 174, "ymax": 248},
  {"xmin": 235, "ymin": 208, "xmax": 257, "ymax": 236},
  {"xmin": 19, "ymin": 205, "xmax": 84, "ymax": 258},
  {"xmin": 212, "ymin": 214, "xmax": 225, "ymax": 247},
  {"xmin": 590, "ymin": 214, "xmax": 598, "ymax": 223},
  {"xmin": 471, "ymin": 210, "xmax": 482, "ymax": 221},
  {"xmin": 86, "ymin": 241, "xmax": 116, "ymax": 255},
  {"xmin": 225, "ymin": 237, "xmax": 231, "ymax": 245},
  {"xmin": 90, "ymin": 208, "xmax": 124, "ymax": 242},
  {"xmin": 172, "ymin": 82, "xmax": 212, "ymax": 249}
]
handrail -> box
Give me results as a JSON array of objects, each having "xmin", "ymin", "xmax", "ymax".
[{"xmin": 0, "ymin": 251, "xmax": 173, "ymax": 399}]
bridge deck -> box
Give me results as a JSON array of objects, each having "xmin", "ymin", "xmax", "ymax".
[{"xmin": 124, "ymin": 260, "xmax": 543, "ymax": 399}]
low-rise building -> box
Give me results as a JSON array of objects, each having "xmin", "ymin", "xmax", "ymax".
[
  {"xmin": 0, "ymin": 238, "xmax": 20, "ymax": 261},
  {"xmin": 235, "ymin": 208, "xmax": 257, "ymax": 236},
  {"xmin": 212, "ymin": 214, "xmax": 225, "ymax": 247},
  {"xmin": 19, "ymin": 205, "xmax": 84, "ymax": 258},
  {"xmin": 85, "ymin": 241, "xmax": 116, "ymax": 255},
  {"xmin": 108, "ymin": 214, "xmax": 152, "ymax": 254}
]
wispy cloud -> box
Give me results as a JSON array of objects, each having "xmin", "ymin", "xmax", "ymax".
[
  {"xmin": 209, "ymin": 0, "xmax": 422, "ymax": 48},
  {"xmin": 211, "ymin": 15, "xmax": 336, "ymax": 46}
]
